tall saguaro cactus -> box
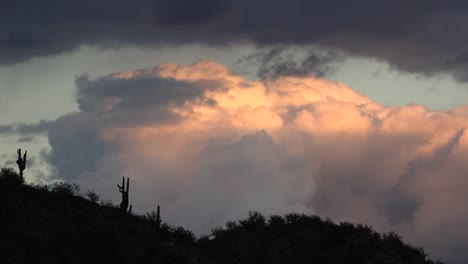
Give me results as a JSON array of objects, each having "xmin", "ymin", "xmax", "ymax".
[
  {"xmin": 156, "ymin": 205, "xmax": 162, "ymax": 230},
  {"xmin": 117, "ymin": 177, "xmax": 132, "ymax": 214},
  {"xmin": 16, "ymin": 149, "xmax": 27, "ymax": 181}
]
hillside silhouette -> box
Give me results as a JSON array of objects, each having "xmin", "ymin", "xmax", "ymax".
[{"xmin": 0, "ymin": 167, "xmax": 443, "ymax": 264}]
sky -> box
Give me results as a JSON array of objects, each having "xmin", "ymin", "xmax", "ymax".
[{"xmin": 2, "ymin": 1, "xmax": 468, "ymax": 263}]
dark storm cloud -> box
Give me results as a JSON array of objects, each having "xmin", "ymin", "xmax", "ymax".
[
  {"xmin": 0, "ymin": 0, "xmax": 157, "ymax": 64},
  {"xmin": 155, "ymin": 0, "xmax": 229, "ymax": 26},
  {"xmin": 234, "ymin": 46, "xmax": 345, "ymax": 79},
  {"xmin": 3, "ymin": 0, "xmax": 468, "ymax": 80}
]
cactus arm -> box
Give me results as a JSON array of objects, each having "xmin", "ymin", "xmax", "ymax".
[{"xmin": 16, "ymin": 149, "xmax": 21, "ymax": 166}]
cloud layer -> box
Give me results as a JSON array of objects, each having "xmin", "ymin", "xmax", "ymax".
[
  {"xmin": 3, "ymin": 61, "xmax": 468, "ymax": 263},
  {"xmin": 3, "ymin": 0, "xmax": 468, "ymax": 81}
]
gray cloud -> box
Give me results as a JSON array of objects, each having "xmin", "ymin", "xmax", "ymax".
[
  {"xmin": 16, "ymin": 136, "xmax": 35, "ymax": 143},
  {"xmin": 43, "ymin": 114, "xmax": 108, "ymax": 180},
  {"xmin": 0, "ymin": 119, "xmax": 51, "ymax": 136},
  {"xmin": 155, "ymin": 0, "xmax": 229, "ymax": 26},
  {"xmin": 377, "ymin": 128, "xmax": 465, "ymax": 225},
  {"xmin": 77, "ymin": 76, "xmax": 218, "ymax": 109},
  {"xmin": 74, "ymin": 67, "xmax": 225, "ymax": 127},
  {"xmin": 3, "ymin": 0, "xmax": 468, "ymax": 81},
  {"xmin": 234, "ymin": 46, "xmax": 346, "ymax": 79}
]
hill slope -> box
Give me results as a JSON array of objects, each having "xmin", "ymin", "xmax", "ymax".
[{"xmin": 0, "ymin": 168, "xmax": 443, "ymax": 264}]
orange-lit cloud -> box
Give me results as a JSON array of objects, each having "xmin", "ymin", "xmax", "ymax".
[{"xmin": 9, "ymin": 60, "xmax": 468, "ymax": 263}]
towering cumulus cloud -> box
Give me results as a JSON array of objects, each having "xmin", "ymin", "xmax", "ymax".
[{"xmin": 7, "ymin": 61, "xmax": 468, "ymax": 263}]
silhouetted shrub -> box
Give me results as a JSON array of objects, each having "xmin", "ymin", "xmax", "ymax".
[
  {"xmin": 100, "ymin": 200, "xmax": 116, "ymax": 208},
  {"xmin": 210, "ymin": 226, "xmax": 226, "ymax": 239},
  {"xmin": 197, "ymin": 234, "xmax": 212, "ymax": 243},
  {"xmin": 225, "ymin": 220, "xmax": 240, "ymax": 232},
  {"xmin": 173, "ymin": 226, "xmax": 196, "ymax": 243},
  {"xmin": 28, "ymin": 183, "xmax": 49, "ymax": 191},
  {"xmin": 85, "ymin": 189, "xmax": 100, "ymax": 203},
  {"xmin": 160, "ymin": 223, "xmax": 196, "ymax": 243},
  {"xmin": 51, "ymin": 182, "xmax": 80, "ymax": 196},
  {"xmin": 268, "ymin": 214, "xmax": 286, "ymax": 227},
  {"xmin": 0, "ymin": 167, "xmax": 23, "ymax": 186},
  {"xmin": 144, "ymin": 210, "xmax": 162, "ymax": 226},
  {"xmin": 239, "ymin": 211, "xmax": 266, "ymax": 230},
  {"xmin": 285, "ymin": 213, "xmax": 301, "ymax": 224},
  {"xmin": 383, "ymin": 231, "xmax": 403, "ymax": 244},
  {"xmin": 201, "ymin": 212, "xmax": 442, "ymax": 264}
]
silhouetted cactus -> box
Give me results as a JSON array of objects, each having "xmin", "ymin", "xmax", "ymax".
[
  {"xmin": 145, "ymin": 206, "xmax": 162, "ymax": 230},
  {"xmin": 117, "ymin": 177, "xmax": 132, "ymax": 214},
  {"xmin": 16, "ymin": 149, "xmax": 27, "ymax": 182},
  {"xmin": 156, "ymin": 205, "xmax": 162, "ymax": 230}
]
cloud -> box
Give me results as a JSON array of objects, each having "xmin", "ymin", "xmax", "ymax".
[
  {"xmin": 0, "ymin": 120, "xmax": 51, "ymax": 135},
  {"xmin": 155, "ymin": 0, "xmax": 229, "ymax": 26},
  {"xmin": 3, "ymin": 0, "xmax": 468, "ymax": 81},
  {"xmin": 4, "ymin": 60, "xmax": 468, "ymax": 263},
  {"xmin": 233, "ymin": 46, "xmax": 345, "ymax": 80}
]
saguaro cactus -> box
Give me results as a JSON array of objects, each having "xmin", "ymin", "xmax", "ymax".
[
  {"xmin": 16, "ymin": 149, "xmax": 27, "ymax": 181},
  {"xmin": 156, "ymin": 205, "xmax": 162, "ymax": 230},
  {"xmin": 117, "ymin": 177, "xmax": 132, "ymax": 214}
]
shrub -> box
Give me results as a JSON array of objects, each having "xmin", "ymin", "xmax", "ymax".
[
  {"xmin": 383, "ymin": 231, "xmax": 403, "ymax": 244},
  {"xmin": 0, "ymin": 167, "xmax": 24, "ymax": 186},
  {"xmin": 28, "ymin": 183, "xmax": 49, "ymax": 191},
  {"xmin": 285, "ymin": 213, "xmax": 301, "ymax": 224},
  {"xmin": 100, "ymin": 200, "xmax": 115, "ymax": 208},
  {"xmin": 160, "ymin": 223, "xmax": 196, "ymax": 243},
  {"xmin": 51, "ymin": 182, "xmax": 80, "ymax": 196},
  {"xmin": 268, "ymin": 215, "xmax": 285, "ymax": 227},
  {"xmin": 225, "ymin": 220, "xmax": 240, "ymax": 231},
  {"xmin": 173, "ymin": 226, "xmax": 196, "ymax": 243},
  {"xmin": 144, "ymin": 210, "xmax": 161, "ymax": 225},
  {"xmin": 239, "ymin": 211, "xmax": 266, "ymax": 230},
  {"xmin": 84, "ymin": 189, "xmax": 100, "ymax": 203}
]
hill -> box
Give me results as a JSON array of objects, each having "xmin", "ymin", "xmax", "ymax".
[{"xmin": 0, "ymin": 168, "xmax": 443, "ymax": 264}]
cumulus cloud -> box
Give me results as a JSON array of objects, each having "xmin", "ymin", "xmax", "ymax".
[
  {"xmin": 4, "ymin": 61, "xmax": 468, "ymax": 263},
  {"xmin": 3, "ymin": 0, "xmax": 468, "ymax": 81}
]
